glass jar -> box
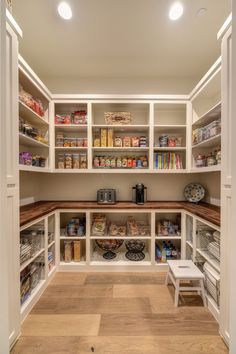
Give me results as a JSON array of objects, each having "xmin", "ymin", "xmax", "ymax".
[
  {"xmin": 65, "ymin": 153, "xmax": 73, "ymax": 169},
  {"xmin": 70, "ymin": 138, "xmax": 77, "ymax": 147},
  {"xmin": 80, "ymin": 153, "xmax": 87, "ymax": 169},
  {"xmin": 73, "ymin": 154, "xmax": 80, "ymax": 169},
  {"xmin": 56, "ymin": 133, "xmax": 64, "ymax": 147},
  {"xmin": 77, "ymin": 138, "xmax": 84, "ymax": 147},
  {"xmin": 64, "ymin": 241, "xmax": 72, "ymax": 263},
  {"xmin": 58, "ymin": 154, "xmax": 65, "ymax": 169},
  {"xmin": 64, "ymin": 138, "xmax": 71, "ymax": 147},
  {"xmin": 159, "ymin": 135, "xmax": 168, "ymax": 147},
  {"xmin": 206, "ymin": 154, "xmax": 216, "ymax": 167},
  {"xmin": 196, "ymin": 154, "xmax": 206, "ymax": 168},
  {"xmin": 216, "ymin": 149, "xmax": 221, "ymax": 165}
]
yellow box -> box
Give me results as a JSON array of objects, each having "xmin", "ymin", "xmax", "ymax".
[
  {"xmin": 73, "ymin": 240, "xmax": 81, "ymax": 262},
  {"xmin": 107, "ymin": 128, "xmax": 113, "ymax": 147},
  {"xmin": 101, "ymin": 128, "xmax": 107, "ymax": 147}
]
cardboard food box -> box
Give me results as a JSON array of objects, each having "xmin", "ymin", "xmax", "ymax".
[
  {"xmin": 101, "ymin": 128, "xmax": 107, "ymax": 147},
  {"xmin": 107, "ymin": 128, "xmax": 113, "ymax": 147},
  {"xmin": 73, "ymin": 240, "xmax": 81, "ymax": 262}
]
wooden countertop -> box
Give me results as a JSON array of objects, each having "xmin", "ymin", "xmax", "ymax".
[{"xmin": 20, "ymin": 201, "xmax": 220, "ymax": 227}]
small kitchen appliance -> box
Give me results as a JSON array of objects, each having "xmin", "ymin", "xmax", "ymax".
[
  {"xmin": 132, "ymin": 183, "xmax": 147, "ymax": 205},
  {"xmin": 97, "ymin": 189, "xmax": 116, "ymax": 204}
]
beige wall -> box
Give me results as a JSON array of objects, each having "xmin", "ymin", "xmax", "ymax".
[
  {"xmin": 42, "ymin": 76, "xmax": 196, "ymax": 95},
  {"xmin": 20, "ymin": 172, "xmax": 220, "ymax": 206}
]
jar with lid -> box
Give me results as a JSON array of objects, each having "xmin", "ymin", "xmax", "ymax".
[
  {"xmin": 206, "ymin": 154, "xmax": 216, "ymax": 167},
  {"xmin": 159, "ymin": 135, "xmax": 168, "ymax": 147},
  {"xmin": 65, "ymin": 153, "xmax": 73, "ymax": 169},
  {"xmin": 216, "ymin": 149, "xmax": 221, "ymax": 165},
  {"xmin": 56, "ymin": 133, "xmax": 64, "ymax": 147},
  {"xmin": 64, "ymin": 241, "xmax": 72, "ymax": 263},
  {"xmin": 70, "ymin": 138, "xmax": 77, "ymax": 147},
  {"xmin": 80, "ymin": 153, "xmax": 87, "ymax": 169},
  {"xmin": 196, "ymin": 154, "xmax": 206, "ymax": 168},
  {"xmin": 58, "ymin": 154, "xmax": 65, "ymax": 169},
  {"xmin": 168, "ymin": 137, "xmax": 176, "ymax": 147},
  {"xmin": 64, "ymin": 138, "xmax": 71, "ymax": 147},
  {"xmin": 73, "ymin": 154, "xmax": 80, "ymax": 169},
  {"xmin": 77, "ymin": 138, "xmax": 84, "ymax": 147}
]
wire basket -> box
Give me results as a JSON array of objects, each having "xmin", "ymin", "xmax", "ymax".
[
  {"xmin": 203, "ymin": 262, "xmax": 220, "ymax": 307},
  {"xmin": 197, "ymin": 228, "xmax": 214, "ymax": 249}
]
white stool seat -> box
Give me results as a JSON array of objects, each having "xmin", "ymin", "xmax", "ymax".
[
  {"xmin": 165, "ymin": 260, "xmax": 206, "ymax": 307},
  {"xmin": 167, "ymin": 260, "xmax": 205, "ymax": 279}
]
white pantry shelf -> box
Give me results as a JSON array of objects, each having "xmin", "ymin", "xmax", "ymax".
[
  {"xmin": 19, "ymin": 101, "xmax": 49, "ymax": 127},
  {"xmin": 19, "ymin": 133, "xmax": 49, "ymax": 148},
  {"xmin": 155, "ymin": 235, "xmax": 181, "ymax": 240},
  {"xmin": 90, "ymin": 236, "xmax": 151, "ymax": 240},
  {"xmin": 48, "ymin": 240, "xmax": 55, "ymax": 248},
  {"xmin": 196, "ymin": 249, "xmax": 220, "ymax": 273},
  {"xmin": 154, "ymin": 125, "xmax": 187, "ymax": 128},
  {"xmin": 59, "ymin": 261, "xmax": 86, "ymax": 267},
  {"xmin": 186, "ymin": 240, "xmax": 193, "ymax": 248},
  {"xmin": 192, "ymin": 134, "xmax": 221, "ymax": 149},
  {"xmin": 191, "ymin": 165, "xmax": 221, "ymax": 173},
  {"xmin": 19, "ymin": 165, "xmax": 50, "ymax": 173},
  {"xmin": 193, "ymin": 102, "xmax": 221, "ymax": 127},
  {"xmin": 20, "ymin": 248, "xmax": 45, "ymax": 272},
  {"xmin": 55, "ymin": 124, "xmax": 88, "ymax": 133},
  {"xmin": 55, "ymin": 146, "xmax": 87, "ymax": 150},
  {"xmin": 92, "ymin": 147, "xmax": 149, "ymax": 151},
  {"xmin": 54, "ymin": 169, "xmax": 89, "ymax": 173},
  {"xmin": 21, "ymin": 279, "xmax": 45, "ymax": 314},
  {"xmin": 153, "ymin": 169, "xmax": 187, "ymax": 174},
  {"xmin": 92, "ymin": 124, "xmax": 149, "ymax": 130},
  {"xmin": 48, "ymin": 267, "xmax": 56, "ymax": 278},
  {"xmin": 154, "ymin": 147, "xmax": 186, "ymax": 151},
  {"xmin": 60, "ymin": 236, "xmax": 86, "ymax": 240}
]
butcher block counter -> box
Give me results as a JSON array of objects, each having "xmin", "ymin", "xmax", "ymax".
[{"xmin": 20, "ymin": 201, "xmax": 220, "ymax": 227}]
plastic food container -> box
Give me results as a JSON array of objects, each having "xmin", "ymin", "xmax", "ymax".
[
  {"xmin": 76, "ymin": 138, "xmax": 84, "ymax": 147},
  {"xmin": 196, "ymin": 154, "xmax": 206, "ymax": 168},
  {"xmin": 58, "ymin": 154, "xmax": 65, "ymax": 169},
  {"xmin": 64, "ymin": 241, "xmax": 72, "ymax": 262},
  {"xmin": 65, "ymin": 153, "xmax": 72, "ymax": 169},
  {"xmin": 73, "ymin": 241, "xmax": 81, "ymax": 262},
  {"xmin": 73, "ymin": 154, "xmax": 80, "ymax": 169},
  {"xmin": 80, "ymin": 153, "xmax": 87, "ymax": 169}
]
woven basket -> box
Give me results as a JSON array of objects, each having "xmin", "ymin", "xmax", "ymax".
[{"xmin": 105, "ymin": 112, "xmax": 132, "ymax": 125}]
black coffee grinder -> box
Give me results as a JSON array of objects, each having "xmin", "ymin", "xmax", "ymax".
[{"xmin": 132, "ymin": 183, "xmax": 147, "ymax": 205}]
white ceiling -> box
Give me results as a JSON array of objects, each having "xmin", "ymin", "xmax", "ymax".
[{"xmin": 13, "ymin": 0, "xmax": 231, "ymax": 93}]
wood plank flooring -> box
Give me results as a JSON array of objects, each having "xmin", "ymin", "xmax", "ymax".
[{"xmin": 11, "ymin": 272, "xmax": 228, "ymax": 354}]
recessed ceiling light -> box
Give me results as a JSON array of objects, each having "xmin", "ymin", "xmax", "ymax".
[
  {"xmin": 58, "ymin": 2, "xmax": 72, "ymax": 20},
  {"xmin": 169, "ymin": 2, "xmax": 184, "ymax": 21}
]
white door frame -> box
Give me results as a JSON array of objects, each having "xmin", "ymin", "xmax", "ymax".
[
  {"xmin": 0, "ymin": 1, "xmax": 10, "ymax": 353},
  {"xmin": 230, "ymin": 2, "xmax": 236, "ymax": 353}
]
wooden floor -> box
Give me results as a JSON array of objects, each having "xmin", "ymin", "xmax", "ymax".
[{"xmin": 12, "ymin": 272, "xmax": 228, "ymax": 354}]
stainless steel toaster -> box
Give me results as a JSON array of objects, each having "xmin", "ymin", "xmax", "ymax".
[{"xmin": 97, "ymin": 189, "xmax": 116, "ymax": 204}]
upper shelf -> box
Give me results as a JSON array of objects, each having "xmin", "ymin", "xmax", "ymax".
[
  {"xmin": 192, "ymin": 102, "xmax": 221, "ymax": 128},
  {"xmin": 19, "ymin": 101, "xmax": 49, "ymax": 127},
  {"xmin": 19, "ymin": 133, "xmax": 49, "ymax": 148},
  {"xmin": 192, "ymin": 134, "xmax": 221, "ymax": 149}
]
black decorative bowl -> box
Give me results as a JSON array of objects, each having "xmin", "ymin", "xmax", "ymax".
[
  {"xmin": 125, "ymin": 240, "xmax": 145, "ymax": 252},
  {"xmin": 96, "ymin": 239, "xmax": 124, "ymax": 260},
  {"xmin": 125, "ymin": 240, "xmax": 145, "ymax": 261}
]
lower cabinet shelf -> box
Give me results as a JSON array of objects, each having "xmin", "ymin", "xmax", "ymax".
[{"xmin": 21, "ymin": 279, "xmax": 45, "ymax": 317}]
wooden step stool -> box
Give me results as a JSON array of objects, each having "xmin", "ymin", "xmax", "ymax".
[{"xmin": 165, "ymin": 260, "xmax": 206, "ymax": 307}]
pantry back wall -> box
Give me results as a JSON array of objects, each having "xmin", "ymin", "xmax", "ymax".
[{"xmin": 20, "ymin": 173, "xmax": 220, "ymax": 206}]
